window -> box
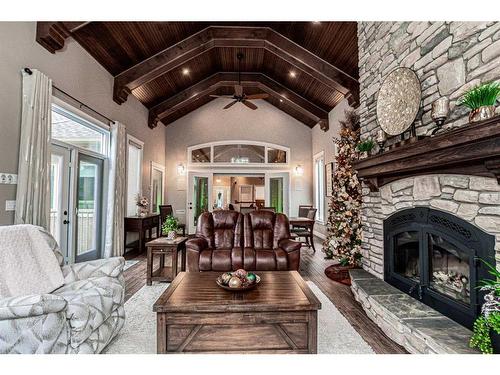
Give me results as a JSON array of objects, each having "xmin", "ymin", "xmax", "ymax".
[
  {"xmin": 314, "ymin": 152, "xmax": 325, "ymax": 223},
  {"xmin": 51, "ymin": 104, "xmax": 108, "ymax": 155},
  {"xmin": 126, "ymin": 135, "xmax": 144, "ymax": 216},
  {"xmin": 188, "ymin": 141, "xmax": 289, "ymax": 166}
]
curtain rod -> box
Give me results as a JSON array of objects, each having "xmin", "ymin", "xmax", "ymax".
[{"xmin": 23, "ymin": 67, "xmax": 113, "ymax": 124}]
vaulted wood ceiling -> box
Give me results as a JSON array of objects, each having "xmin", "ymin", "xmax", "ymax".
[{"xmin": 36, "ymin": 22, "xmax": 359, "ymax": 131}]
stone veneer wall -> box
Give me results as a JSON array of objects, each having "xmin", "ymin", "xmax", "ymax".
[
  {"xmin": 362, "ymin": 175, "xmax": 500, "ymax": 277},
  {"xmin": 358, "ymin": 22, "xmax": 500, "ymax": 142}
]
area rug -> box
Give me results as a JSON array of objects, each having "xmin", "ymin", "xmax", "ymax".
[
  {"xmin": 103, "ymin": 281, "xmax": 374, "ymax": 354},
  {"xmin": 123, "ymin": 259, "xmax": 140, "ymax": 271}
]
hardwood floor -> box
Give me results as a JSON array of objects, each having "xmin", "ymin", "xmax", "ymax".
[{"xmin": 123, "ymin": 237, "xmax": 407, "ymax": 354}]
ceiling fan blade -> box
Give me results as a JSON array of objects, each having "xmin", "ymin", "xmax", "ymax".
[
  {"xmin": 210, "ymin": 95, "xmax": 234, "ymax": 98},
  {"xmin": 242, "ymin": 100, "xmax": 258, "ymax": 110},
  {"xmin": 245, "ymin": 93, "xmax": 269, "ymax": 100},
  {"xmin": 234, "ymin": 84, "xmax": 243, "ymax": 97},
  {"xmin": 223, "ymin": 100, "xmax": 238, "ymax": 109}
]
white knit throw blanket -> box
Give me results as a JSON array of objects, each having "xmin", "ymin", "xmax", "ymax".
[{"xmin": 0, "ymin": 225, "xmax": 64, "ymax": 297}]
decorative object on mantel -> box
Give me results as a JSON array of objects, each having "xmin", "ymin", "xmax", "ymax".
[
  {"xmin": 353, "ymin": 116, "xmax": 500, "ymax": 192},
  {"xmin": 161, "ymin": 215, "xmax": 179, "ymax": 239},
  {"xmin": 376, "ymin": 129, "xmax": 387, "ymax": 154},
  {"xmin": 356, "ymin": 139, "xmax": 375, "ymax": 159},
  {"xmin": 136, "ymin": 194, "xmax": 149, "ymax": 217},
  {"xmin": 459, "ymin": 82, "xmax": 500, "ymax": 123},
  {"xmin": 376, "ymin": 67, "xmax": 421, "ymax": 137},
  {"xmin": 431, "ymin": 97, "xmax": 450, "ymax": 134},
  {"xmin": 469, "ymin": 260, "xmax": 500, "ymax": 354},
  {"xmin": 323, "ymin": 109, "xmax": 363, "ymax": 285}
]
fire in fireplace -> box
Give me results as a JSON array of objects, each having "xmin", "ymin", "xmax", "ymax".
[{"xmin": 384, "ymin": 207, "xmax": 495, "ymax": 329}]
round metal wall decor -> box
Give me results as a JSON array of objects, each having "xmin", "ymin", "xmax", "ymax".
[{"xmin": 376, "ymin": 67, "xmax": 421, "ymax": 136}]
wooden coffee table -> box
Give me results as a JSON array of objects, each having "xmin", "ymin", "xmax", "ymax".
[
  {"xmin": 145, "ymin": 236, "xmax": 187, "ymax": 285},
  {"xmin": 153, "ymin": 271, "xmax": 321, "ymax": 354}
]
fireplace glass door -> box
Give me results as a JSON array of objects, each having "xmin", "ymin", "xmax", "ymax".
[
  {"xmin": 428, "ymin": 233, "xmax": 470, "ymax": 306},
  {"xmin": 394, "ymin": 231, "xmax": 420, "ymax": 283}
]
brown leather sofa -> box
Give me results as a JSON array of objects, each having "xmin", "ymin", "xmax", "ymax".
[{"xmin": 186, "ymin": 210, "xmax": 301, "ymax": 272}]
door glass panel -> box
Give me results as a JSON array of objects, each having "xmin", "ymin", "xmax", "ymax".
[
  {"xmin": 151, "ymin": 168, "xmax": 163, "ymax": 213},
  {"xmin": 269, "ymin": 177, "xmax": 283, "ymax": 213},
  {"xmin": 193, "ymin": 176, "xmax": 209, "ymax": 227},
  {"xmin": 393, "ymin": 231, "xmax": 420, "ymax": 282},
  {"xmin": 76, "ymin": 157, "xmax": 102, "ymax": 260},
  {"xmin": 49, "ymin": 154, "xmax": 63, "ymax": 245},
  {"xmin": 428, "ymin": 233, "xmax": 471, "ymax": 305}
]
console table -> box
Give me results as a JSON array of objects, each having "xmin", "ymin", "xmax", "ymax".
[{"xmin": 124, "ymin": 214, "xmax": 161, "ymax": 253}]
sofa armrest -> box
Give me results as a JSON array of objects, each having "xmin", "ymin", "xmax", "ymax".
[
  {"xmin": 0, "ymin": 294, "xmax": 67, "ymax": 321},
  {"xmin": 186, "ymin": 237, "xmax": 208, "ymax": 252},
  {"xmin": 278, "ymin": 239, "xmax": 301, "ymax": 253},
  {"xmin": 62, "ymin": 257, "xmax": 124, "ymax": 282}
]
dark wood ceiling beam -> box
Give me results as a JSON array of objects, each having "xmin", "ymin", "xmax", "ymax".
[
  {"xmin": 36, "ymin": 22, "xmax": 90, "ymax": 53},
  {"xmin": 113, "ymin": 26, "xmax": 359, "ymax": 105},
  {"xmin": 148, "ymin": 72, "xmax": 329, "ymax": 131}
]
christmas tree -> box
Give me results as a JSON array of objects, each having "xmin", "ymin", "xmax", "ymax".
[{"xmin": 322, "ymin": 109, "xmax": 363, "ymax": 266}]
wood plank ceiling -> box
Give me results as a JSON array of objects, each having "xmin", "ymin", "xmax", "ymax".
[{"xmin": 36, "ymin": 22, "xmax": 359, "ymax": 131}]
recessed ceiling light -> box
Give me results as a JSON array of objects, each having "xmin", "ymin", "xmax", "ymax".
[
  {"xmin": 289, "ymin": 71, "xmax": 297, "ymax": 78},
  {"xmin": 279, "ymin": 99, "xmax": 283, "ymax": 103},
  {"xmin": 182, "ymin": 67, "xmax": 190, "ymax": 75}
]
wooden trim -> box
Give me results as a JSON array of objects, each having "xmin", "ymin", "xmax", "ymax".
[
  {"xmin": 148, "ymin": 72, "xmax": 329, "ymax": 130},
  {"xmin": 354, "ymin": 117, "xmax": 500, "ymax": 191},
  {"xmin": 36, "ymin": 22, "xmax": 90, "ymax": 53},
  {"xmin": 113, "ymin": 26, "xmax": 358, "ymax": 105}
]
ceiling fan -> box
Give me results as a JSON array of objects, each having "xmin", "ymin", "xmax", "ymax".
[{"xmin": 210, "ymin": 52, "xmax": 269, "ymax": 110}]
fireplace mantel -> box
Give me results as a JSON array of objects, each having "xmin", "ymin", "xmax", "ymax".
[{"xmin": 354, "ymin": 116, "xmax": 500, "ymax": 192}]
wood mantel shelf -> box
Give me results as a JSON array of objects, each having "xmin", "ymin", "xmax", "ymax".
[{"xmin": 354, "ymin": 116, "xmax": 500, "ymax": 192}]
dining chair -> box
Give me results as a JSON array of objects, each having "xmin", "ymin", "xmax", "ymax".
[{"xmin": 291, "ymin": 208, "xmax": 317, "ymax": 252}]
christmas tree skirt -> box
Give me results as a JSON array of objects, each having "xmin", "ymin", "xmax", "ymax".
[{"xmin": 325, "ymin": 264, "xmax": 360, "ymax": 286}]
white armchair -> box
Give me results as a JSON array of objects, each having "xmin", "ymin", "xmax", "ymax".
[{"xmin": 0, "ymin": 227, "xmax": 125, "ymax": 354}]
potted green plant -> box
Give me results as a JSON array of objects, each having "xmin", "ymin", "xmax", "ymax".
[
  {"xmin": 458, "ymin": 81, "xmax": 500, "ymax": 123},
  {"xmin": 162, "ymin": 215, "xmax": 179, "ymax": 240},
  {"xmin": 356, "ymin": 139, "xmax": 376, "ymax": 158},
  {"xmin": 470, "ymin": 260, "xmax": 500, "ymax": 354}
]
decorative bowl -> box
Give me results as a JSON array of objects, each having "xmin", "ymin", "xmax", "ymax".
[{"xmin": 216, "ymin": 270, "xmax": 261, "ymax": 292}]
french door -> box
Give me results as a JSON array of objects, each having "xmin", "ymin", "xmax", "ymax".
[
  {"xmin": 265, "ymin": 172, "xmax": 290, "ymax": 215},
  {"xmin": 75, "ymin": 154, "xmax": 104, "ymax": 262},
  {"xmin": 49, "ymin": 144, "xmax": 71, "ymax": 260},
  {"xmin": 187, "ymin": 171, "xmax": 212, "ymax": 234},
  {"xmin": 50, "ymin": 145, "xmax": 105, "ymax": 263}
]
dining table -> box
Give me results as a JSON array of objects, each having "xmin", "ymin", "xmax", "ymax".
[{"xmin": 288, "ymin": 217, "xmax": 315, "ymax": 226}]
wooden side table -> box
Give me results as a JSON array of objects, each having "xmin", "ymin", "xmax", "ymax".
[{"xmin": 146, "ymin": 236, "xmax": 187, "ymax": 285}]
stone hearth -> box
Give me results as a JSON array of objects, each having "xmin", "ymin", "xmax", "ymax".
[{"xmin": 350, "ymin": 269, "xmax": 477, "ymax": 354}]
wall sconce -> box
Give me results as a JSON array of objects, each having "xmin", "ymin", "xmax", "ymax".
[
  {"xmin": 177, "ymin": 163, "xmax": 186, "ymax": 176},
  {"xmin": 294, "ymin": 165, "xmax": 304, "ymax": 176}
]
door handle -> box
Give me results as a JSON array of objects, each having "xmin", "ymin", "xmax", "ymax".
[{"xmin": 63, "ymin": 220, "xmax": 70, "ymax": 225}]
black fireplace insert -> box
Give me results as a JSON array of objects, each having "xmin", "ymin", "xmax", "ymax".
[{"xmin": 384, "ymin": 207, "xmax": 495, "ymax": 329}]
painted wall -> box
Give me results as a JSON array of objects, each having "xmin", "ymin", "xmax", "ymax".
[
  {"xmin": 0, "ymin": 22, "xmax": 167, "ymax": 225},
  {"xmin": 165, "ymin": 99, "xmax": 313, "ymax": 226},
  {"xmin": 311, "ymin": 98, "xmax": 351, "ymax": 237}
]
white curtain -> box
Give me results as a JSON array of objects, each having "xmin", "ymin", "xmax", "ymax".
[
  {"xmin": 15, "ymin": 70, "xmax": 52, "ymax": 228},
  {"xmin": 104, "ymin": 121, "xmax": 127, "ymax": 258}
]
